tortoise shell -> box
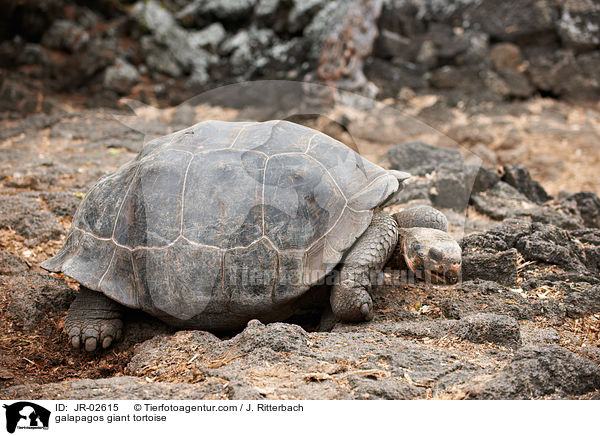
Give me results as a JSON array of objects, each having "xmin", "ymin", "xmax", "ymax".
[{"xmin": 42, "ymin": 120, "xmax": 403, "ymax": 329}]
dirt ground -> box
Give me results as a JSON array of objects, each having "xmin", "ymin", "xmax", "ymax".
[{"xmin": 0, "ymin": 94, "xmax": 599, "ymax": 398}]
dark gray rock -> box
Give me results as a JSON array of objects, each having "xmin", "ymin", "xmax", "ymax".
[
  {"xmin": 457, "ymin": 30, "xmax": 489, "ymax": 65},
  {"xmin": 471, "ymin": 181, "xmax": 531, "ymax": 220},
  {"xmin": 287, "ymin": 0, "xmax": 329, "ymax": 33},
  {"xmin": 379, "ymin": 317, "xmax": 521, "ymax": 348},
  {"xmin": 471, "ymin": 182, "xmax": 582, "ymax": 229},
  {"xmin": 0, "ymin": 78, "xmax": 52, "ymax": 114},
  {"xmin": 455, "ymin": 313, "xmax": 521, "ymax": 347},
  {"xmin": 446, "ymin": 119, "xmax": 495, "ymax": 146},
  {"xmin": 40, "ymin": 191, "xmax": 81, "ymax": 218},
  {"xmin": 431, "ymin": 169, "xmax": 471, "ymax": 212},
  {"xmin": 347, "ymin": 375, "xmax": 422, "ymax": 399},
  {"xmin": 433, "ymin": 280, "xmax": 565, "ymax": 322},
  {"xmin": 56, "ymin": 39, "xmax": 116, "ymax": 90},
  {"xmin": 578, "ymin": 346, "xmax": 600, "ymax": 365},
  {"xmin": 521, "ymin": 326, "xmax": 560, "ymax": 345},
  {"xmin": 229, "ymin": 320, "xmax": 311, "ymax": 355},
  {"xmin": 430, "ymin": 65, "xmax": 479, "ymax": 90},
  {"xmin": 386, "ymin": 141, "xmax": 474, "ymax": 211},
  {"xmin": 431, "ymin": 167, "xmax": 473, "ymax": 212},
  {"xmin": 395, "ymin": 179, "xmax": 432, "ymax": 204},
  {"xmin": 430, "ymin": 24, "xmax": 472, "ymax": 62},
  {"xmin": 462, "ymin": 219, "xmax": 591, "ymax": 275},
  {"xmin": 562, "ymin": 192, "xmax": 600, "ymax": 228},
  {"xmin": 1, "ymin": 272, "xmax": 76, "ymax": 329},
  {"xmin": 373, "ymin": 29, "xmax": 416, "ymax": 61},
  {"xmin": 462, "ymin": 219, "xmax": 534, "ymax": 252},
  {"xmin": 0, "ymin": 250, "xmax": 29, "ymax": 276},
  {"xmin": 416, "ymin": 99, "xmax": 455, "ymax": 125},
  {"xmin": 571, "ymin": 228, "xmax": 600, "ymax": 274},
  {"xmin": 220, "ymin": 28, "xmax": 276, "ymax": 75},
  {"xmin": 124, "ymin": 320, "xmax": 489, "ymax": 399},
  {"xmin": 75, "ymin": 6, "xmax": 101, "ymax": 30},
  {"xmin": 378, "ymin": 0, "xmax": 424, "ymax": 38},
  {"xmin": 133, "ymin": 0, "xmax": 212, "ymax": 84},
  {"xmin": 466, "ymin": 345, "xmax": 600, "ymax": 399},
  {"xmin": 178, "ymin": 0, "xmax": 257, "ymax": 21},
  {"xmin": 461, "ymin": 248, "xmax": 519, "ymax": 287},
  {"xmin": 304, "ymin": 0, "xmax": 382, "ymax": 92},
  {"xmin": 577, "ymin": 51, "xmax": 600, "ymax": 81},
  {"xmin": 558, "ymin": 0, "xmax": 600, "ymax": 52},
  {"xmin": 1, "ymin": 157, "xmax": 71, "ymax": 191},
  {"xmin": 501, "ymin": 164, "xmax": 552, "ymax": 204},
  {"xmin": 103, "ymin": 59, "xmax": 140, "ymax": 95},
  {"xmin": 262, "ymin": 38, "xmax": 305, "ymax": 72},
  {"xmin": 550, "ymin": 50, "xmax": 582, "ymax": 94},
  {"xmin": 0, "ymin": 113, "xmax": 67, "ymax": 142},
  {"xmin": 386, "ymin": 141, "xmax": 464, "ymax": 176},
  {"xmin": 0, "ymin": 194, "xmax": 65, "ymax": 247},
  {"xmin": 515, "ymin": 221, "xmax": 587, "ymax": 273},
  {"xmin": 140, "ymin": 36, "xmax": 182, "ymax": 78},
  {"xmin": 466, "ymin": 0, "xmax": 559, "ymax": 43},
  {"xmin": 498, "ymin": 70, "xmax": 534, "ymax": 98},
  {"xmin": 41, "ymin": 20, "xmax": 89, "ymax": 53},
  {"xmin": 384, "ymin": 320, "xmax": 456, "ymax": 340},
  {"xmin": 529, "ymin": 49, "xmax": 600, "ymax": 102},
  {"xmin": 188, "ymin": 23, "xmax": 227, "ymax": 51},
  {"xmin": 365, "ymin": 59, "xmax": 427, "ymax": 97},
  {"xmin": 563, "ymin": 284, "xmax": 600, "ymax": 318},
  {"xmin": 469, "ymin": 165, "xmax": 500, "ymax": 194},
  {"xmin": 254, "ymin": 0, "xmax": 282, "ymax": 21},
  {"xmin": 525, "ymin": 46, "xmax": 561, "ymax": 93},
  {"xmin": 16, "ymin": 43, "xmax": 51, "ymax": 67}
]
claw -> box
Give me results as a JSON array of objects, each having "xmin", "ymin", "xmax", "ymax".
[
  {"xmin": 102, "ymin": 336, "xmax": 113, "ymax": 349},
  {"xmin": 84, "ymin": 337, "xmax": 97, "ymax": 352},
  {"xmin": 71, "ymin": 336, "xmax": 80, "ymax": 349}
]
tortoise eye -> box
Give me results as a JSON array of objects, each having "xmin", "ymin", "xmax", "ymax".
[{"xmin": 411, "ymin": 243, "xmax": 422, "ymax": 254}]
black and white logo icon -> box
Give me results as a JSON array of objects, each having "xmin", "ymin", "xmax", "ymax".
[{"xmin": 3, "ymin": 402, "xmax": 50, "ymax": 434}]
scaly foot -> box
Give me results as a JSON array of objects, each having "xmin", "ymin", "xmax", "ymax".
[{"xmin": 65, "ymin": 287, "xmax": 124, "ymax": 352}]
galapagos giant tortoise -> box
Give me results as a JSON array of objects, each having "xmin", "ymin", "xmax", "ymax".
[{"xmin": 42, "ymin": 120, "xmax": 461, "ymax": 352}]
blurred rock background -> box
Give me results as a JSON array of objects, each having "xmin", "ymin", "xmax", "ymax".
[{"xmin": 0, "ymin": 0, "xmax": 599, "ymax": 113}]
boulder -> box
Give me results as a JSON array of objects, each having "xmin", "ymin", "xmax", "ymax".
[
  {"xmin": 454, "ymin": 313, "xmax": 521, "ymax": 347},
  {"xmin": 466, "ymin": 0, "xmax": 559, "ymax": 43},
  {"xmin": 41, "ymin": 20, "xmax": 89, "ymax": 53},
  {"xmin": 103, "ymin": 59, "xmax": 140, "ymax": 95},
  {"xmin": 558, "ymin": 0, "xmax": 600, "ymax": 52},
  {"xmin": 466, "ymin": 345, "xmax": 600, "ymax": 399}
]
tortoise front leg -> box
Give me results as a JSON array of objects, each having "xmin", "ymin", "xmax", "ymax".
[{"xmin": 330, "ymin": 211, "xmax": 398, "ymax": 322}]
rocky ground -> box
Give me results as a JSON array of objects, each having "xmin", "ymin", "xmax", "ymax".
[
  {"xmin": 1, "ymin": 0, "xmax": 599, "ymax": 400},
  {"xmin": 0, "ymin": 96, "xmax": 599, "ymax": 400}
]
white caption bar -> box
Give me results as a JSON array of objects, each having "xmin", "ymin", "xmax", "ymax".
[{"xmin": 0, "ymin": 400, "xmax": 596, "ymax": 435}]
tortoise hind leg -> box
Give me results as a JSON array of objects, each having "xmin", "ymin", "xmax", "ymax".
[
  {"xmin": 330, "ymin": 212, "xmax": 399, "ymax": 322},
  {"xmin": 65, "ymin": 287, "xmax": 124, "ymax": 352}
]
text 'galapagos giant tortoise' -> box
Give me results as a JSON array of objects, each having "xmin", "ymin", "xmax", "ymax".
[{"xmin": 42, "ymin": 120, "xmax": 462, "ymax": 352}]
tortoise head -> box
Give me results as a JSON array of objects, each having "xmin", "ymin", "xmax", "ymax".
[{"xmin": 400, "ymin": 227, "xmax": 462, "ymax": 284}]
